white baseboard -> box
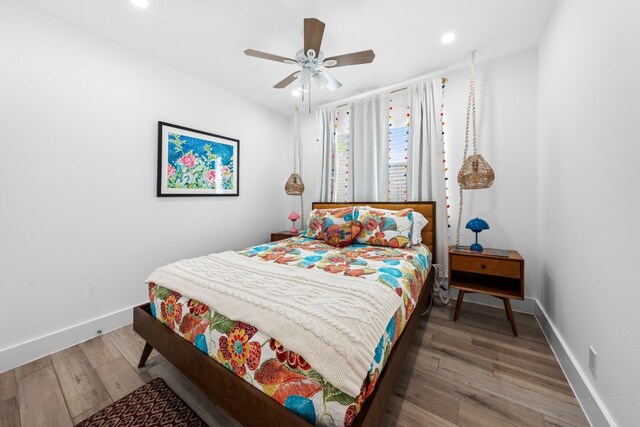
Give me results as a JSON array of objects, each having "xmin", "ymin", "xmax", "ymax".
[
  {"xmin": 0, "ymin": 303, "xmax": 144, "ymax": 374},
  {"xmin": 534, "ymin": 300, "xmax": 616, "ymax": 427}
]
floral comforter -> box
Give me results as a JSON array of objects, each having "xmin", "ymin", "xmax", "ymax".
[{"xmin": 148, "ymin": 236, "xmax": 431, "ymax": 426}]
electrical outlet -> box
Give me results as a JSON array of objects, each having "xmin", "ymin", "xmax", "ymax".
[{"xmin": 589, "ymin": 346, "xmax": 597, "ymax": 378}]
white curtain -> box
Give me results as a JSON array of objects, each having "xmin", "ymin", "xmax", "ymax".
[
  {"xmin": 318, "ymin": 81, "xmax": 448, "ymax": 266},
  {"xmin": 318, "ymin": 106, "xmax": 336, "ymax": 202},
  {"xmin": 407, "ymin": 79, "xmax": 448, "ymax": 267},
  {"xmin": 349, "ymin": 95, "xmax": 389, "ymax": 201}
]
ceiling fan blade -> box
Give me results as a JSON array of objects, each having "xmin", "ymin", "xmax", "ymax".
[
  {"xmin": 315, "ymin": 69, "xmax": 342, "ymax": 91},
  {"xmin": 304, "ymin": 18, "xmax": 325, "ymax": 56},
  {"xmin": 244, "ymin": 49, "xmax": 296, "ymax": 64},
  {"xmin": 324, "ymin": 50, "xmax": 375, "ymax": 67},
  {"xmin": 274, "ymin": 72, "xmax": 299, "ymax": 89}
]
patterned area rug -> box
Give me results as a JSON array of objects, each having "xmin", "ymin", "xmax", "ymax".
[{"xmin": 77, "ymin": 377, "xmax": 206, "ymax": 426}]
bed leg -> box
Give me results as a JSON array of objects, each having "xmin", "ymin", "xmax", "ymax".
[{"xmin": 138, "ymin": 342, "xmax": 154, "ymax": 368}]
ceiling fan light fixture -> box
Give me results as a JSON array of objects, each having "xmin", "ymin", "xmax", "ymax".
[
  {"xmin": 291, "ymin": 89, "xmax": 301, "ymax": 97},
  {"xmin": 314, "ymin": 71, "xmax": 329, "ymax": 89},
  {"xmin": 244, "ymin": 18, "xmax": 374, "ymax": 92},
  {"xmin": 314, "ymin": 69, "xmax": 341, "ymax": 91},
  {"xmin": 326, "ymin": 80, "xmax": 341, "ymax": 92},
  {"xmin": 298, "ymin": 68, "xmax": 312, "ymax": 85}
]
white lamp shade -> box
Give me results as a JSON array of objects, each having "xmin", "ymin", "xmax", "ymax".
[{"xmin": 298, "ymin": 68, "xmax": 312, "ymax": 85}]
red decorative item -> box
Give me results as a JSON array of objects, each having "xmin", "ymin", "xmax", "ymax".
[{"xmin": 288, "ymin": 211, "xmax": 300, "ymax": 234}]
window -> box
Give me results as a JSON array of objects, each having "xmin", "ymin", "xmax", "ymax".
[
  {"xmin": 333, "ymin": 106, "xmax": 350, "ymax": 202},
  {"xmin": 388, "ymin": 89, "xmax": 410, "ymax": 201},
  {"xmin": 330, "ymin": 90, "xmax": 410, "ymax": 202}
]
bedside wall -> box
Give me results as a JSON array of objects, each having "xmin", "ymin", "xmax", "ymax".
[
  {"xmin": 441, "ymin": 49, "xmax": 539, "ymax": 304},
  {"xmin": 0, "ymin": 1, "xmax": 289, "ymax": 371},
  {"xmin": 537, "ymin": 0, "xmax": 639, "ymax": 425}
]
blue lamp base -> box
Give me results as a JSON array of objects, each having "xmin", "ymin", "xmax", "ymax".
[
  {"xmin": 466, "ymin": 218, "xmax": 489, "ymax": 253},
  {"xmin": 470, "ymin": 230, "xmax": 483, "ymax": 252},
  {"xmin": 470, "ymin": 242, "xmax": 483, "ymax": 252}
]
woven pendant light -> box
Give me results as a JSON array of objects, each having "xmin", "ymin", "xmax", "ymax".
[
  {"xmin": 457, "ymin": 51, "xmax": 494, "ymax": 190},
  {"xmin": 458, "ymin": 154, "xmax": 494, "ymax": 189},
  {"xmin": 285, "ymin": 107, "xmax": 306, "ymax": 227},
  {"xmin": 285, "ymin": 173, "xmax": 305, "ymax": 195},
  {"xmin": 285, "ymin": 107, "xmax": 305, "ymax": 195},
  {"xmin": 455, "ymin": 51, "xmax": 495, "ymax": 247}
]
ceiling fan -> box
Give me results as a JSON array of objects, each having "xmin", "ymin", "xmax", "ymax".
[{"xmin": 244, "ymin": 18, "xmax": 375, "ymax": 93}]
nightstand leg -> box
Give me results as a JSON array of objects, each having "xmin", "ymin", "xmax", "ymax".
[
  {"xmin": 502, "ymin": 298, "xmax": 518, "ymax": 336},
  {"xmin": 453, "ymin": 290, "xmax": 465, "ymax": 321}
]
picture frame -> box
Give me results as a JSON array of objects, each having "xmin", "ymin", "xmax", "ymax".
[{"xmin": 157, "ymin": 122, "xmax": 239, "ymax": 197}]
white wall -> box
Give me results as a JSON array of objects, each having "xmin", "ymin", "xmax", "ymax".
[
  {"xmin": 444, "ymin": 49, "xmax": 539, "ymax": 309},
  {"xmin": 291, "ymin": 49, "xmax": 540, "ymax": 310},
  {"xmin": 537, "ymin": 1, "xmax": 640, "ymax": 425},
  {"xmin": 283, "ymin": 108, "xmax": 323, "ymax": 222},
  {"xmin": 0, "ymin": 0, "xmax": 289, "ymax": 366}
]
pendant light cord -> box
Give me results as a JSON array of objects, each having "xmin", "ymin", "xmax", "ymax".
[
  {"xmin": 293, "ymin": 107, "xmax": 299, "ymax": 175},
  {"xmin": 456, "ymin": 51, "xmax": 477, "ymax": 246},
  {"xmin": 293, "ymin": 107, "xmax": 305, "ymax": 225}
]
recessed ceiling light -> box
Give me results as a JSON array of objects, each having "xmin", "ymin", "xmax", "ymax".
[
  {"xmin": 130, "ymin": 0, "xmax": 149, "ymax": 9},
  {"xmin": 291, "ymin": 89, "xmax": 301, "ymax": 97},
  {"xmin": 441, "ymin": 32, "xmax": 456, "ymax": 44}
]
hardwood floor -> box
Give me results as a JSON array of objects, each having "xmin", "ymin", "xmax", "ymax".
[{"xmin": 0, "ymin": 302, "xmax": 590, "ymax": 426}]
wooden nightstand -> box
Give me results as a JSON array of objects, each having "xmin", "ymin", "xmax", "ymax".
[
  {"xmin": 448, "ymin": 247, "xmax": 524, "ymax": 336},
  {"xmin": 270, "ymin": 230, "xmax": 301, "ymax": 242}
]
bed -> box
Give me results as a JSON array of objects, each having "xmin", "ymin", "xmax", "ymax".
[{"xmin": 133, "ymin": 202, "xmax": 436, "ymax": 427}]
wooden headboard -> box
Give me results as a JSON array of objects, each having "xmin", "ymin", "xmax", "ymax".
[{"xmin": 311, "ymin": 202, "xmax": 437, "ymax": 263}]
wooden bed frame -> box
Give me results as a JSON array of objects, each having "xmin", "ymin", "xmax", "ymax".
[{"xmin": 133, "ymin": 201, "xmax": 436, "ymax": 427}]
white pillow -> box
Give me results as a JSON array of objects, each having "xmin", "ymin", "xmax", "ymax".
[
  {"xmin": 357, "ymin": 206, "xmax": 429, "ymax": 246},
  {"xmin": 411, "ymin": 211, "xmax": 429, "ymax": 245}
]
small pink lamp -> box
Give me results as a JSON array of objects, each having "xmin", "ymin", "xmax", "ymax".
[{"xmin": 288, "ymin": 211, "xmax": 301, "ymax": 234}]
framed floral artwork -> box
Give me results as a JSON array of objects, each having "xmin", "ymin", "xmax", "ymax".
[{"xmin": 157, "ymin": 122, "xmax": 239, "ymax": 197}]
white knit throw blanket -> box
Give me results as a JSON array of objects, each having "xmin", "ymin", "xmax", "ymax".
[{"xmin": 146, "ymin": 251, "xmax": 402, "ymax": 397}]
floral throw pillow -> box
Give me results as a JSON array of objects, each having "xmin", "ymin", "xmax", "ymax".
[
  {"xmin": 354, "ymin": 207, "xmax": 414, "ymax": 248},
  {"xmin": 324, "ymin": 221, "xmax": 363, "ymax": 247},
  {"xmin": 304, "ymin": 207, "xmax": 354, "ymax": 240}
]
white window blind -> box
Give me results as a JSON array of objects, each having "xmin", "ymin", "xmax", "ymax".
[
  {"xmin": 388, "ymin": 89, "xmax": 409, "ymax": 201},
  {"xmin": 333, "ymin": 106, "xmax": 350, "ymax": 202}
]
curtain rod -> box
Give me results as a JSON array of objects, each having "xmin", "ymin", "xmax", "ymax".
[
  {"xmin": 331, "ymin": 81, "xmax": 437, "ymax": 110},
  {"xmin": 332, "ymin": 85, "xmax": 408, "ymax": 108},
  {"xmin": 318, "ymin": 58, "xmax": 462, "ymax": 111}
]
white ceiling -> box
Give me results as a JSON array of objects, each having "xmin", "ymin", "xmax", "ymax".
[{"xmin": 19, "ymin": 0, "xmax": 556, "ymax": 116}]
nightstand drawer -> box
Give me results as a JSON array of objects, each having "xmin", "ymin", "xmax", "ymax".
[
  {"xmin": 451, "ymin": 255, "xmax": 520, "ymax": 279},
  {"xmin": 271, "ymin": 231, "xmax": 300, "ymax": 242}
]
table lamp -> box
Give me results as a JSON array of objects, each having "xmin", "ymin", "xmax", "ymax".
[
  {"xmin": 466, "ymin": 218, "xmax": 489, "ymax": 252},
  {"xmin": 288, "ymin": 212, "xmax": 301, "ymax": 234}
]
